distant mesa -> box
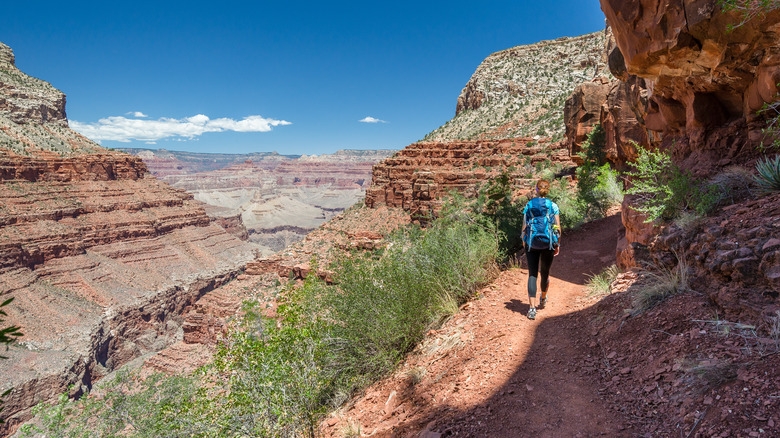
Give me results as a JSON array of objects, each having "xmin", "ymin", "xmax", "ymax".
[{"xmin": 121, "ymin": 147, "xmax": 396, "ymax": 255}]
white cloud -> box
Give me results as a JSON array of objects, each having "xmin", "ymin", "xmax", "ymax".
[
  {"xmin": 359, "ymin": 116, "xmax": 387, "ymax": 123},
  {"xmin": 126, "ymin": 111, "xmax": 149, "ymax": 118},
  {"xmin": 70, "ymin": 114, "xmax": 292, "ymax": 142}
]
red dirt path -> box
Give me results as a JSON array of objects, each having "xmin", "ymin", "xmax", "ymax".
[{"xmin": 322, "ymin": 213, "xmax": 635, "ymax": 437}]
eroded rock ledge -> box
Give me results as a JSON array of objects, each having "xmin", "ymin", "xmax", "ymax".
[
  {"xmin": 365, "ymin": 139, "xmax": 575, "ymax": 218},
  {"xmin": 0, "ymin": 41, "xmax": 257, "ymax": 434}
]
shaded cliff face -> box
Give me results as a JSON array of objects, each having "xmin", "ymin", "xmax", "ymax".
[
  {"xmin": 124, "ymin": 148, "xmax": 395, "ymax": 255},
  {"xmin": 565, "ymin": 6, "xmax": 780, "ymax": 268},
  {"xmin": 600, "ymin": 0, "xmax": 780, "ymax": 171},
  {"xmin": 425, "ymin": 31, "xmax": 610, "ymax": 142},
  {"xmin": 0, "ymin": 42, "xmax": 256, "ymax": 433}
]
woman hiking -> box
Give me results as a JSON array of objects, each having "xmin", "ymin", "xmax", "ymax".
[{"xmin": 521, "ymin": 179, "xmax": 561, "ymax": 320}]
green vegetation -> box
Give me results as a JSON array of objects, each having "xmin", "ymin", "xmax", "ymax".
[
  {"xmin": 754, "ymin": 154, "xmax": 780, "ymax": 192},
  {"xmin": 585, "ymin": 265, "xmax": 621, "ymax": 297},
  {"xmin": 625, "ymin": 145, "xmax": 764, "ymax": 223},
  {"xmin": 548, "ymin": 125, "xmax": 623, "ymax": 230},
  {"xmin": 624, "ymin": 145, "xmax": 719, "ymax": 223},
  {"xmin": 23, "ymin": 210, "xmax": 499, "ymax": 437},
  {"xmin": 719, "ymin": 0, "xmax": 780, "ymax": 31},
  {"xmin": 471, "ymin": 172, "xmax": 525, "ymax": 256},
  {"xmin": 0, "ymin": 297, "xmax": 22, "ymax": 424}
]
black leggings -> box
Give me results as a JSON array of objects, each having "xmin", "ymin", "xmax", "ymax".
[{"xmin": 527, "ymin": 249, "xmax": 554, "ymax": 298}]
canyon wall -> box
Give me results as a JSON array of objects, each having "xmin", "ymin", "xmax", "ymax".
[
  {"xmin": 424, "ymin": 31, "xmax": 609, "ymax": 142},
  {"xmin": 558, "ymin": 2, "xmax": 780, "ymax": 326},
  {"xmin": 366, "ymin": 139, "xmax": 575, "ymax": 219},
  {"xmin": 563, "ymin": 3, "xmax": 780, "ymax": 268},
  {"xmin": 124, "ymin": 148, "xmax": 394, "ymax": 255},
  {"xmin": 0, "ymin": 42, "xmax": 256, "ymax": 433}
]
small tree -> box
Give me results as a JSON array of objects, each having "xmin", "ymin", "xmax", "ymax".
[{"xmin": 0, "ymin": 297, "xmax": 22, "ymax": 423}]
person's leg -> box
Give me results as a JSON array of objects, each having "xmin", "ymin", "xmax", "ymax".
[
  {"xmin": 538, "ymin": 249, "xmax": 555, "ymax": 305},
  {"xmin": 526, "ymin": 250, "xmax": 541, "ymax": 318}
]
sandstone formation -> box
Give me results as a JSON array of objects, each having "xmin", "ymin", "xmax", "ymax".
[
  {"xmin": 426, "ymin": 31, "xmax": 609, "ymax": 142},
  {"xmin": 563, "ymin": 27, "xmax": 653, "ymax": 171},
  {"xmin": 562, "ymin": 4, "xmax": 780, "ymax": 268},
  {"xmin": 600, "ymin": 0, "xmax": 780, "ymax": 170},
  {"xmin": 0, "ymin": 42, "xmax": 67, "ymax": 127},
  {"xmin": 124, "ymin": 148, "xmax": 394, "ymax": 255},
  {"xmin": 365, "ymin": 139, "xmax": 575, "ymax": 219},
  {"xmin": 563, "ymin": 77, "xmax": 612, "ymax": 162},
  {"xmin": 0, "ymin": 42, "xmax": 256, "ymax": 434}
]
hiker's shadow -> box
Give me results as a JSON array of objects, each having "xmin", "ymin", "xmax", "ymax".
[{"xmin": 505, "ymin": 299, "xmax": 529, "ymax": 314}]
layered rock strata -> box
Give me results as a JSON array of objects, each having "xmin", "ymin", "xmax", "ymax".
[
  {"xmin": 365, "ymin": 139, "xmax": 575, "ymax": 218},
  {"xmin": 425, "ymin": 31, "xmax": 610, "ymax": 142},
  {"xmin": 0, "ymin": 41, "xmax": 256, "ymax": 434},
  {"xmin": 126, "ymin": 148, "xmax": 394, "ymax": 255}
]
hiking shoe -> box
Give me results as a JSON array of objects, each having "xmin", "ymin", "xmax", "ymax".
[
  {"xmin": 538, "ymin": 296, "xmax": 547, "ymax": 309},
  {"xmin": 527, "ymin": 307, "xmax": 537, "ymax": 320}
]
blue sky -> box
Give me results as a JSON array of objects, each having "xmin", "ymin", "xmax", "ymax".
[{"xmin": 1, "ymin": 1, "xmax": 606, "ymax": 155}]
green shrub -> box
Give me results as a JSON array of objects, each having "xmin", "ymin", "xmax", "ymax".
[
  {"xmin": 755, "ymin": 154, "xmax": 780, "ymax": 192},
  {"xmin": 326, "ymin": 218, "xmax": 498, "ymax": 392},
  {"xmin": 568, "ymin": 124, "xmax": 624, "ymax": 224},
  {"xmin": 625, "ymin": 145, "xmax": 718, "ymax": 222},
  {"xmin": 471, "ymin": 172, "xmax": 525, "ymax": 256},
  {"xmin": 21, "ymin": 372, "xmax": 211, "ymax": 437},
  {"xmin": 548, "ymin": 179, "xmax": 587, "ymax": 230}
]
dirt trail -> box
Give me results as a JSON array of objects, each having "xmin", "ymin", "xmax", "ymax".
[{"xmin": 324, "ymin": 213, "xmax": 635, "ymax": 437}]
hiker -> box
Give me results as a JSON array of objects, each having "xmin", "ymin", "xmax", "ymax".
[{"xmin": 521, "ymin": 179, "xmax": 561, "ymax": 320}]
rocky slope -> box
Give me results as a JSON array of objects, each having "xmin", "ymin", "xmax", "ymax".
[
  {"xmin": 424, "ymin": 31, "xmax": 610, "ymax": 142},
  {"xmin": 0, "ymin": 42, "xmax": 256, "ymax": 434},
  {"xmin": 123, "ymin": 148, "xmax": 394, "ymax": 255},
  {"xmin": 366, "ymin": 139, "xmax": 575, "ymax": 219}
]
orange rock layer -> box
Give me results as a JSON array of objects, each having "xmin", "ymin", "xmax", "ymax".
[
  {"xmin": 0, "ymin": 157, "xmax": 256, "ymax": 433},
  {"xmin": 365, "ymin": 140, "xmax": 575, "ymax": 217}
]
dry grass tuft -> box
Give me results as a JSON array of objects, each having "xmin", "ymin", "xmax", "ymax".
[
  {"xmin": 340, "ymin": 419, "xmax": 362, "ymax": 438},
  {"xmin": 630, "ymin": 252, "xmax": 690, "ymax": 315},
  {"xmin": 405, "ymin": 366, "xmax": 426, "ymax": 385},
  {"xmin": 585, "ymin": 264, "xmax": 621, "ymax": 297}
]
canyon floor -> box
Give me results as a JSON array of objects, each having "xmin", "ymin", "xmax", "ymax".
[{"xmin": 320, "ymin": 212, "xmax": 779, "ymax": 438}]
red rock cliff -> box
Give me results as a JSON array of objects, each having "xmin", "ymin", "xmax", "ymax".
[
  {"xmin": 0, "ymin": 42, "xmax": 256, "ymax": 434},
  {"xmin": 600, "ymin": 0, "xmax": 780, "ymax": 170},
  {"xmin": 365, "ymin": 140, "xmax": 575, "ymax": 218}
]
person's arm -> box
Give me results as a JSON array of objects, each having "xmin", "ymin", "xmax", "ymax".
[{"xmin": 554, "ymin": 214, "xmax": 561, "ymax": 256}]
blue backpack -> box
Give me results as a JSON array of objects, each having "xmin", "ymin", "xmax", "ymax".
[{"xmin": 524, "ymin": 197, "xmax": 559, "ymax": 251}]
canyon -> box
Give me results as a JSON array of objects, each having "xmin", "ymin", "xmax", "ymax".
[
  {"xmin": 2, "ymin": 0, "xmax": 780, "ymax": 435},
  {"xmin": 0, "ymin": 41, "xmax": 257, "ymax": 433},
  {"xmin": 121, "ymin": 148, "xmax": 394, "ymax": 255}
]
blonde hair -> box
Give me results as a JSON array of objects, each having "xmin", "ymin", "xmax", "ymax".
[{"xmin": 536, "ymin": 179, "xmax": 550, "ymax": 197}]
